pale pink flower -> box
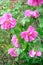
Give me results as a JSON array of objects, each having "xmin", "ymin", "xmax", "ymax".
[
  {"xmin": 20, "ymin": 26, "xmax": 38, "ymax": 42},
  {"xmin": 27, "ymin": 0, "xmax": 43, "ymax": 6},
  {"xmin": 0, "ymin": 13, "xmax": 16, "ymax": 30},
  {"xmin": 11, "ymin": 35, "xmax": 20, "ymax": 48},
  {"xmin": 24, "ymin": 10, "xmax": 39, "ymax": 18},
  {"xmin": 28, "ymin": 49, "xmax": 36, "ymax": 57},
  {"xmin": 36, "ymin": 51, "xmax": 42, "ymax": 57},
  {"xmin": 8, "ymin": 48, "xmax": 18, "ymax": 57}
]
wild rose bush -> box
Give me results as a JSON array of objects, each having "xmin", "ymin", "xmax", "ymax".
[{"xmin": 0, "ymin": 0, "xmax": 43, "ymax": 65}]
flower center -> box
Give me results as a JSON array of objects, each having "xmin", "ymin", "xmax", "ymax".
[
  {"xmin": 12, "ymin": 51, "xmax": 14, "ymax": 54},
  {"xmin": 6, "ymin": 20, "xmax": 10, "ymax": 24},
  {"xmin": 28, "ymin": 32, "xmax": 32, "ymax": 37}
]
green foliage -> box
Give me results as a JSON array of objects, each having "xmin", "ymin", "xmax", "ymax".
[{"xmin": 0, "ymin": 0, "xmax": 43, "ymax": 65}]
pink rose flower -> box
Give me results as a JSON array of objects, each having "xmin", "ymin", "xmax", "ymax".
[
  {"xmin": 8, "ymin": 48, "xmax": 18, "ymax": 57},
  {"xmin": 27, "ymin": 0, "xmax": 43, "ymax": 6},
  {"xmin": 28, "ymin": 49, "xmax": 36, "ymax": 57},
  {"xmin": 36, "ymin": 51, "xmax": 42, "ymax": 57},
  {"xmin": 31, "ymin": 10, "xmax": 40, "ymax": 18},
  {"xmin": 20, "ymin": 26, "xmax": 38, "ymax": 42},
  {"xmin": 11, "ymin": 35, "xmax": 20, "ymax": 48},
  {"xmin": 24, "ymin": 10, "xmax": 33, "ymax": 17},
  {"xmin": 0, "ymin": 13, "xmax": 16, "ymax": 30},
  {"xmin": 24, "ymin": 10, "xmax": 39, "ymax": 18}
]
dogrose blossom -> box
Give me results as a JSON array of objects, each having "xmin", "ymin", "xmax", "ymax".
[
  {"xmin": 20, "ymin": 26, "xmax": 38, "ymax": 42},
  {"xmin": 0, "ymin": 13, "xmax": 16, "ymax": 30},
  {"xmin": 24, "ymin": 10, "xmax": 39, "ymax": 18},
  {"xmin": 11, "ymin": 35, "xmax": 20, "ymax": 48},
  {"xmin": 27, "ymin": 0, "xmax": 43, "ymax": 6},
  {"xmin": 35, "ymin": 51, "xmax": 42, "ymax": 57},
  {"xmin": 24, "ymin": 10, "xmax": 32, "ymax": 17},
  {"xmin": 28, "ymin": 49, "xmax": 36, "ymax": 57},
  {"xmin": 8, "ymin": 48, "xmax": 18, "ymax": 57},
  {"xmin": 28, "ymin": 50, "xmax": 42, "ymax": 57}
]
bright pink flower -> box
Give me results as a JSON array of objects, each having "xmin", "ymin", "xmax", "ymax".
[
  {"xmin": 0, "ymin": 13, "xmax": 16, "ymax": 30},
  {"xmin": 24, "ymin": 10, "xmax": 33, "ymax": 17},
  {"xmin": 31, "ymin": 10, "xmax": 39, "ymax": 18},
  {"xmin": 36, "ymin": 51, "xmax": 42, "ymax": 57},
  {"xmin": 8, "ymin": 48, "xmax": 18, "ymax": 57},
  {"xmin": 28, "ymin": 49, "xmax": 36, "ymax": 57},
  {"xmin": 20, "ymin": 26, "xmax": 38, "ymax": 42},
  {"xmin": 11, "ymin": 35, "xmax": 20, "ymax": 48},
  {"xmin": 27, "ymin": 0, "xmax": 43, "ymax": 6},
  {"xmin": 24, "ymin": 10, "xmax": 39, "ymax": 18}
]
